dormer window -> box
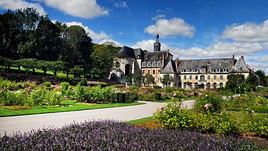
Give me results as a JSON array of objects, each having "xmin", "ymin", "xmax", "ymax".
[
  {"xmin": 147, "ymin": 62, "xmax": 151, "ymax": 67},
  {"xmin": 142, "ymin": 62, "xmax": 146, "ymax": 67},
  {"xmin": 182, "ymin": 69, "xmax": 186, "ymax": 72},
  {"xmin": 240, "ymin": 67, "xmax": 243, "ymax": 71},
  {"xmin": 157, "ymin": 61, "xmax": 161, "ymax": 67},
  {"xmin": 152, "ymin": 61, "xmax": 156, "ymax": 67},
  {"xmin": 226, "ymin": 69, "xmax": 229, "ymax": 72}
]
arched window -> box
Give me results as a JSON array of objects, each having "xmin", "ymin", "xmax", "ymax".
[
  {"xmin": 147, "ymin": 62, "xmax": 151, "ymax": 67},
  {"xmin": 220, "ymin": 75, "xmax": 223, "ymax": 80},
  {"xmin": 200, "ymin": 75, "xmax": 205, "ymax": 81},
  {"xmin": 214, "ymin": 75, "xmax": 217, "ymax": 80},
  {"xmin": 195, "ymin": 75, "xmax": 198, "ymax": 80},
  {"xmin": 189, "ymin": 75, "xmax": 192, "ymax": 80},
  {"xmin": 184, "ymin": 75, "xmax": 187, "ymax": 80},
  {"xmin": 207, "ymin": 75, "xmax": 210, "ymax": 80}
]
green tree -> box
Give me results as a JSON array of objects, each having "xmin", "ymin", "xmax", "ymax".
[
  {"xmin": 226, "ymin": 74, "xmax": 246, "ymax": 93},
  {"xmin": 255, "ymin": 70, "xmax": 267, "ymax": 86},
  {"xmin": 90, "ymin": 44, "xmax": 120, "ymax": 79},
  {"xmin": 143, "ymin": 74, "xmax": 155, "ymax": 86},
  {"xmin": 161, "ymin": 74, "xmax": 173, "ymax": 87}
]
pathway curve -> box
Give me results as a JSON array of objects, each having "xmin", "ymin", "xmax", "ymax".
[{"xmin": 0, "ymin": 101, "xmax": 165, "ymax": 136}]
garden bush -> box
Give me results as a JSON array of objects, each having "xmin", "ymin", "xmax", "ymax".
[
  {"xmin": 0, "ymin": 121, "xmax": 261, "ymax": 151},
  {"xmin": 240, "ymin": 114, "xmax": 268, "ymax": 137},
  {"xmin": 42, "ymin": 81, "xmax": 52, "ymax": 88},
  {"xmin": 195, "ymin": 94, "xmax": 223, "ymax": 113},
  {"xmin": 30, "ymin": 88, "xmax": 63, "ymax": 106},
  {"xmin": 60, "ymin": 82, "xmax": 70, "ymax": 96},
  {"xmin": 155, "ymin": 103, "xmax": 195, "ymax": 129},
  {"xmin": 0, "ymin": 90, "xmax": 31, "ymax": 106},
  {"xmin": 156, "ymin": 102, "xmax": 239, "ymax": 135}
]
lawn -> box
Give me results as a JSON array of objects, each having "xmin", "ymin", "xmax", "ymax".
[{"xmin": 0, "ymin": 101, "xmax": 144, "ymax": 117}]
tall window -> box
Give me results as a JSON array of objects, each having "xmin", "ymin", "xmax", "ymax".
[
  {"xmin": 148, "ymin": 70, "xmax": 151, "ymax": 75},
  {"xmin": 214, "ymin": 75, "xmax": 217, "ymax": 80},
  {"xmin": 189, "ymin": 75, "xmax": 192, "ymax": 80},
  {"xmin": 195, "ymin": 75, "xmax": 198, "ymax": 80},
  {"xmin": 200, "ymin": 75, "xmax": 205, "ymax": 81},
  {"xmin": 153, "ymin": 70, "xmax": 155, "ymax": 75},
  {"xmin": 220, "ymin": 75, "xmax": 223, "ymax": 80},
  {"xmin": 207, "ymin": 75, "xmax": 210, "ymax": 80},
  {"xmin": 184, "ymin": 75, "xmax": 187, "ymax": 80},
  {"xmin": 142, "ymin": 70, "xmax": 145, "ymax": 74}
]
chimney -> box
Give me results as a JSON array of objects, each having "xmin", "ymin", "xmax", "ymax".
[{"xmin": 232, "ymin": 54, "xmax": 235, "ymax": 59}]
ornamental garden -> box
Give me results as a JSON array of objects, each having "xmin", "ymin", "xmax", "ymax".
[{"xmin": 0, "ymin": 8, "xmax": 268, "ymax": 151}]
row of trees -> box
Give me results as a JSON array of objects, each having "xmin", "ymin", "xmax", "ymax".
[
  {"xmin": 0, "ymin": 8, "xmax": 120, "ymax": 79},
  {"xmin": 0, "ymin": 56, "xmax": 86, "ymax": 78}
]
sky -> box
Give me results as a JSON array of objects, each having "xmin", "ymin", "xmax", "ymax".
[{"xmin": 0, "ymin": 0, "xmax": 268, "ymax": 73}]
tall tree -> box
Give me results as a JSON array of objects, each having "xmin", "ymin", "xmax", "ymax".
[{"xmin": 66, "ymin": 25, "xmax": 93, "ymax": 76}]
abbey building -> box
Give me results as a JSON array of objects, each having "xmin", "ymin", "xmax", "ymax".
[{"xmin": 109, "ymin": 35, "xmax": 251, "ymax": 89}]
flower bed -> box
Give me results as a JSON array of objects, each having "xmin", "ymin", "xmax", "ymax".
[{"xmin": 0, "ymin": 121, "xmax": 261, "ymax": 150}]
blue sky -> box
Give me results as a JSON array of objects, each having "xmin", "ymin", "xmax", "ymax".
[{"xmin": 0, "ymin": 0, "xmax": 268, "ymax": 73}]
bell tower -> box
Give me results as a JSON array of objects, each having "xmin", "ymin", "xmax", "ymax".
[{"xmin": 154, "ymin": 34, "xmax": 161, "ymax": 51}]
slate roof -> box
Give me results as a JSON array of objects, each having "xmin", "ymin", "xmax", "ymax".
[
  {"xmin": 117, "ymin": 46, "xmax": 135, "ymax": 58},
  {"xmin": 144, "ymin": 51, "xmax": 170, "ymax": 62},
  {"xmin": 177, "ymin": 58, "xmax": 236, "ymax": 73},
  {"xmin": 160, "ymin": 60, "xmax": 176, "ymax": 74},
  {"xmin": 231, "ymin": 56, "xmax": 250, "ymax": 73}
]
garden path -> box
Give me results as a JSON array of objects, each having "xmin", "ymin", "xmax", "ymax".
[{"xmin": 0, "ymin": 101, "xmax": 165, "ymax": 136}]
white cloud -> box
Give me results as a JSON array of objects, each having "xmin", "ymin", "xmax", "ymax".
[
  {"xmin": 0, "ymin": 0, "xmax": 46, "ymax": 15},
  {"xmin": 64, "ymin": 21, "xmax": 122, "ymax": 46},
  {"xmin": 132, "ymin": 39, "xmax": 170, "ymax": 51},
  {"xmin": 44, "ymin": 0, "xmax": 108, "ymax": 19},
  {"xmin": 145, "ymin": 18, "xmax": 195, "ymax": 37},
  {"xmin": 114, "ymin": 1, "xmax": 128, "ymax": 8},
  {"xmin": 222, "ymin": 20, "xmax": 268, "ymax": 43}
]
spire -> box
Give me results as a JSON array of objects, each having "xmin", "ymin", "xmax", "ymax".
[{"xmin": 154, "ymin": 34, "xmax": 161, "ymax": 51}]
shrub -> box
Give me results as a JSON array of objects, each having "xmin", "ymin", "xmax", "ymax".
[
  {"xmin": 79, "ymin": 78, "xmax": 87, "ymax": 86},
  {"xmin": 0, "ymin": 90, "xmax": 31, "ymax": 106},
  {"xmin": 42, "ymin": 81, "xmax": 52, "ymax": 88},
  {"xmin": 30, "ymin": 88, "xmax": 63, "ymax": 106},
  {"xmin": 195, "ymin": 94, "xmax": 223, "ymax": 113},
  {"xmin": 60, "ymin": 82, "xmax": 70, "ymax": 96},
  {"xmin": 156, "ymin": 102, "xmax": 239, "ymax": 135},
  {"xmin": 240, "ymin": 114, "xmax": 268, "ymax": 137},
  {"xmin": 75, "ymin": 82, "xmax": 85, "ymax": 102},
  {"xmin": 155, "ymin": 103, "xmax": 195, "ymax": 129},
  {"xmin": 0, "ymin": 121, "xmax": 261, "ymax": 151}
]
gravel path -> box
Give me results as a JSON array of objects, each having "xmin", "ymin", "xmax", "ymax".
[{"xmin": 0, "ymin": 101, "xmax": 165, "ymax": 136}]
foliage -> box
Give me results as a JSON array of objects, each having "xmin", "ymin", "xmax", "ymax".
[
  {"xmin": 0, "ymin": 90, "xmax": 31, "ymax": 106},
  {"xmin": 155, "ymin": 102, "xmax": 195, "ymax": 129},
  {"xmin": 161, "ymin": 74, "xmax": 173, "ymax": 87},
  {"xmin": 42, "ymin": 81, "xmax": 52, "ymax": 88},
  {"xmin": 225, "ymin": 74, "xmax": 246, "ymax": 93},
  {"xmin": 143, "ymin": 74, "xmax": 155, "ymax": 86},
  {"xmin": 60, "ymin": 82, "xmax": 70, "ymax": 96},
  {"xmin": 75, "ymin": 82, "xmax": 85, "ymax": 102},
  {"xmin": 30, "ymin": 88, "xmax": 63, "ymax": 105},
  {"xmin": 0, "ymin": 121, "xmax": 261, "ymax": 151},
  {"xmin": 195, "ymin": 94, "xmax": 223, "ymax": 113}
]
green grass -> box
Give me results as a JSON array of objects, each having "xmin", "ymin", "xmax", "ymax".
[
  {"xmin": 0, "ymin": 101, "xmax": 144, "ymax": 117},
  {"xmin": 128, "ymin": 116, "xmax": 155, "ymax": 124}
]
